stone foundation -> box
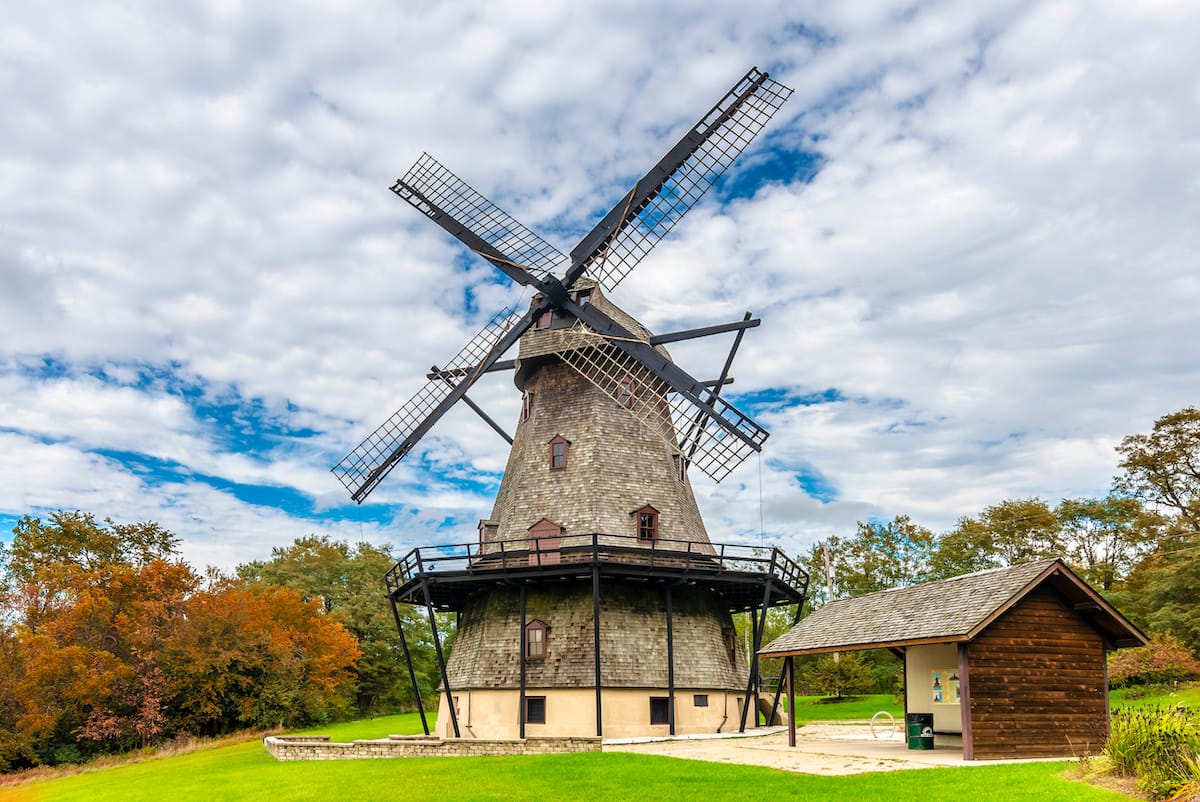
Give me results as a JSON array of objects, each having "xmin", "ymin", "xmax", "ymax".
[{"xmin": 263, "ymin": 734, "xmax": 601, "ymax": 761}]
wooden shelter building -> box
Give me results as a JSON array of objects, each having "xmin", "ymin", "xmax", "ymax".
[{"xmin": 760, "ymin": 559, "xmax": 1147, "ymax": 759}]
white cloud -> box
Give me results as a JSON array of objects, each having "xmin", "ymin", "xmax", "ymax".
[{"xmin": 2, "ymin": 1, "xmax": 1197, "ymax": 571}]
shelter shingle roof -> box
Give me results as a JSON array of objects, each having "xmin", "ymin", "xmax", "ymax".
[{"xmin": 760, "ymin": 559, "xmax": 1061, "ymax": 656}]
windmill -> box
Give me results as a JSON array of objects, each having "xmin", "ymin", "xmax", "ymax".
[{"xmin": 336, "ymin": 67, "xmax": 808, "ymax": 740}]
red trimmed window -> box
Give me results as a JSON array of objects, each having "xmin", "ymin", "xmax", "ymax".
[
  {"xmin": 635, "ymin": 505, "xmax": 659, "ymax": 543},
  {"xmin": 534, "ymin": 309, "xmax": 553, "ymax": 330},
  {"xmin": 525, "ymin": 696, "xmax": 546, "ymax": 724},
  {"xmin": 573, "ymin": 288, "xmax": 592, "ymax": 306},
  {"xmin": 525, "ymin": 620, "xmax": 547, "ymax": 660},
  {"xmin": 549, "ymin": 435, "xmax": 568, "ymax": 469},
  {"xmin": 617, "ymin": 377, "xmax": 635, "ymax": 408}
]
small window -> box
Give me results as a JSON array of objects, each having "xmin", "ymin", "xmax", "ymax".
[
  {"xmin": 650, "ymin": 697, "xmax": 670, "ymax": 726},
  {"xmin": 693, "ymin": 694, "xmax": 709, "ymax": 707},
  {"xmin": 525, "ymin": 696, "xmax": 546, "ymax": 724},
  {"xmin": 673, "ymin": 454, "xmax": 687, "ymax": 481},
  {"xmin": 573, "ymin": 288, "xmax": 592, "ymax": 306},
  {"xmin": 521, "ymin": 391, "xmax": 532, "ymax": 422},
  {"xmin": 549, "ymin": 435, "xmax": 568, "ymax": 470},
  {"xmin": 617, "ymin": 377, "xmax": 635, "ymax": 408},
  {"xmin": 534, "ymin": 309, "xmax": 553, "ymax": 330},
  {"xmin": 634, "ymin": 506, "xmax": 658, "ymax": 543},
  {"xmin": 724, "ymin": 628, "xmax": 738, "ymax": 667},
  {"xmin": 525, "ymin": 620, "xmax": 547, "ymax": 660}
]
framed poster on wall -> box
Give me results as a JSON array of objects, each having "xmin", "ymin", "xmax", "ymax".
[{"xmin": 933, "ymin": 669, "xmax": 959, "ymax": 704}]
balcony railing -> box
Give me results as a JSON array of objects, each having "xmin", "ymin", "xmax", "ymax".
[{"xmin": 384, "ymin": 532, "xmax": 807, "ymax": 599}]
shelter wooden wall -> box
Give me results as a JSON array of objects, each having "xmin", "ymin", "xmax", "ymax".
[{"xmin": 967, "ymin": 585, "xmax": 1109, "ymax": 759}]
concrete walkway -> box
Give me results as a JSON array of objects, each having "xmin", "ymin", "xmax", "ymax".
[{"xmin": 604, "ymin": 721, "xmax": 1052, "ymax": 775}]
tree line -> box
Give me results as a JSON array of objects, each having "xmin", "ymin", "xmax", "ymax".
[
  {"xmin": 0, "ymin": 517, "xmax": 446, "ymax": 772},
  {"xmin": 1, "ymin": 405, "xmax": 1195, "ymax": 769},
  {"xmin": 787, "ymin": 405, "xmax": 1200, "ymax": 698}
]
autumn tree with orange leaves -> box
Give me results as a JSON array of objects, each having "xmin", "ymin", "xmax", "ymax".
[{"xmin": 0, "ymin": 512, "xmax": 359, "ymax": 771}]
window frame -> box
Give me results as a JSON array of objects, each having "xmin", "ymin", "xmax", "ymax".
[
  {"xmin": 617, "ymin": 376, "xmax": 636, "ymax": 408},
  {"xmin": 649, "ymin": 696, "xmax": 671, "ymax": 726},
  {"xmin": 634, "ymin": 505, "xmax": 659, "ymax": 543},
  {"xmin": 549, "ymin": 435, "xmax": 568, "ymax": 470},
  {"xmin": 520, "ymin": 390, "xmax": 532, "ymax": 422},
  {"xmin": 525, "ymin": 619, "xmax": 547, "ymax": 660},
  {"xmin": 525, "ymin": 695, "xmax": 547, "ymax": 725},
  {"xmin": 693, "ymin": 694, "xmax": 709, "ymax": 707}
]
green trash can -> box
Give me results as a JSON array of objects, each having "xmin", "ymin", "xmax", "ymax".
[{"xmin": 905, "ymin": 713, "xmax": 934, "ymax": 750}]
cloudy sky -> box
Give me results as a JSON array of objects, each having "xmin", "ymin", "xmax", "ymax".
[{"xmin": 3, "ymin": 1, "xmax": 1198, "ymax": 572}]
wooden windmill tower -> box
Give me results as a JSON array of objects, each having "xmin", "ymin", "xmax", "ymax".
[{"xmin": 334, "ymin": 68, "xmax": 808, "ymax": 740}]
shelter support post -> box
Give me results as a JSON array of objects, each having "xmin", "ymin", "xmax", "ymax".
[
  {"xmin": 388, "ymin": 597, "xmax": 428, "ymax": 736},
  {"xmin": 958, "ymin": 643, "xmax": 973, "ymax": 760}
]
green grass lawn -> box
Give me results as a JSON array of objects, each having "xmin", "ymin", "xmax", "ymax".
[
  {"xmin": 1109, "ymin": 682, "xmax": 1200, "ymax": 711},
  {"xmin": 0, "ymin": 742, "xmax": 1134, "ymax": 802},
  {"xmin": 0, "ymin": 697, "xmax": 1138, "ymax": 802}
]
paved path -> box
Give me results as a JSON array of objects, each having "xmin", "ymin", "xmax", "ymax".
[{"xmin": 605, "ymin": 722, "xmax": 983, "ymax": 776}]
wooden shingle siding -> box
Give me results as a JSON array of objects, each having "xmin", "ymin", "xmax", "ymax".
[
  {"xmin": 968, "ymin": 586, "xmax": 1109, "ymax": 759},
  {"xmin": 445, "ymin": 581, "xmax": 746, "ymax": 690}
]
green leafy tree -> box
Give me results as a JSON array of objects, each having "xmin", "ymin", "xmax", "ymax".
[
  {"xmin": 803, "ymin": 651, "xmax": 873, "ymax": 699},
  {"xmin": 1109, "ymin": 407, "xmax": 1200, "ymax": 654},
  {"xmin": 929, "ymin": 498, "xmax": 1063, "ymax": 579},
  {"xmin": 1115, "ymin": 406, "xmax": 1200, "ymax": 533},
  {"xmin": 1056, "ymin": 495, "xmax": 1149, "ymax": 590}
]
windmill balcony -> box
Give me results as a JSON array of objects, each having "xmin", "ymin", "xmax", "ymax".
[{"xmin": 384, "ymin": 533, "xmax": 808, "ymax": 614}]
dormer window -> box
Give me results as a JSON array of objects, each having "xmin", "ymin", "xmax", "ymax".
[
  {"xmin": 525, "ymin": 620, "xmax": 547, "ymax": 660},
  {"xmin": 549, "ymin": 435, "xmax": 569, "ymax": 470},
  {"xmin": 572, "ymin": 288, "xmax": 592, "ymax": 306},
  {"xmin": 535, "ymin": 309, "xmax": 553, "ymax": 330},
  {"xmin": 633, "ymin": 505, "xmax": 659, "ymax": 543},
  {"xmin": 673, "ymin": 454, "xmax": 687, "ymax": 481},
  {"xmin": 617, "ymin": 377, "xmax": 635, "ymax": 408}
]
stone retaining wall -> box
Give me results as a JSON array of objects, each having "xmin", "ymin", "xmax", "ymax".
[{"xmin": 263, "ymin": 734, "xmax": 601, "ymax": 761}]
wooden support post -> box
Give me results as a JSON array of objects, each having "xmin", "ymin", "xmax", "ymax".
[
  {"xmin": 519, "ymin": 584, "xmax": 527, "ymax": 739},
  {"xmin": 958, "ymin": 643, "xmax": 973, "ymax": 760},
  {"xmin": 421, "ymin": 577, "xmax": 460, "ymax": 738},
  {"xmin": 666, "ymin": 584, "xmax": 676, "ymax": 736},
  {"xmin": 786, "ymin": 656, "xmax": 796, "ymax": 747},
  {"xmin": 592, "ymin": 564, "xmax": 603, "ymax": 737},
  {"xmin": 389, "ymin": 597, "xmax": 428, "ymax": 736}
]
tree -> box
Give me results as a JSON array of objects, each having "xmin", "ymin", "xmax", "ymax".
[
  {"xmin": 929, "ymin": 498, "xmax": 1063, "ymax": 579},
  {"xmin": 1055, "ymin": 495, "xmax": 1149, "ymax": 590},
  {"xmin": 1115, "ymin": 406, "xmax": 1200, "ymax": 533},
  {"xmin": 237, "ymin": 536, "xmax": 441, "ymax": 714},
  {"xmin": 803, "ymin": 651, "xmax": 873, "ymax": 699}
]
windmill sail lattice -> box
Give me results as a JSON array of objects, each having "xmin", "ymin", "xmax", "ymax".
[
  {"xmin": 333, "ymin": 307, "xmax": 525, "ymax": 500},
  {"xmin": 393, "ymin": 154, "xmax": 568, "ymax": 281},
  {"xmin": 552, "ymin": 325, "xmax": 767, "ymax": 482},
  {"xmin": 572, "ymin": 68, "xmax": 793, "ymax": 291}
]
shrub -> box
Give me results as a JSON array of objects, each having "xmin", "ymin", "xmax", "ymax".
[
  {"xmin": 803, "ymin": 652, "xmax": 873, "ymax": 699},
  {"xmin": 1109, "ymin": 633, "xmax": 1200, "ymax": 689},
  {"xmin": 1103, "ymin": 706, "xmax": 1200, "ymax": 800}
]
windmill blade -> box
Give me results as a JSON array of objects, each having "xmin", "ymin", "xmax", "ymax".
[
  {"xmin": 332, "ymin": 306, "xmax": 534, "ymax": 503},
  {"xmin": 392, "ymin": 153, "xmax": 569, "ymax": 286},
  {"xmin": 565, "ymin": 67, "xmax": 792, "ymax": 291},
  {"xmin": 551, "ymin": 325, "xmax": 764, "ymax": 483}
]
